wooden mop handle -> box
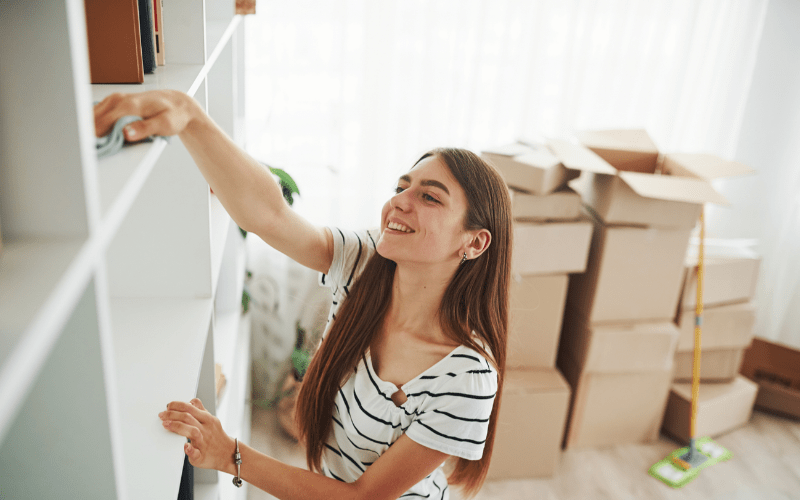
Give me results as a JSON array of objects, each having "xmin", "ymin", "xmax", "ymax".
[{"xmin": 690, "ymin": 207, "xmax": 705, "ymax": 440}]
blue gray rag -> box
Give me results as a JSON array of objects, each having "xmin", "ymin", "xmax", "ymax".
[{"xmin": 95, "ymin": 115, "xmax": 170, "ymax": 158}]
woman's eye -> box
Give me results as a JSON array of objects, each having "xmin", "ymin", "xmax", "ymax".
[
  {"xmin": 394, "ymin": 186, "xmax": 405, "ymax": 194},
  {"xmin": 423, "ymin": 193, "xmax": 439, "ymax": 203}
]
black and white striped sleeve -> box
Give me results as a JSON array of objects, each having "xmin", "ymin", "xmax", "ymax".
[
  {"xmin": 319, "ymin": 227, "xmax": 378, "ymax": 291},
  {"xmin": 404, "ymin": 368, "xmax": 498, "ymax": 460},
  {"xmin": 318, "ymin": 228, "xmax": 379, "ymax": 333}
]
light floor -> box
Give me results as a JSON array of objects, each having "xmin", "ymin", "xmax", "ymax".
[{"xmin": 247, "ymin": 406, "xmax": 800, "ymax": 500}]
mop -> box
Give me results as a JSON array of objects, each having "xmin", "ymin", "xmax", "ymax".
[{"xmin": 648, "ymin": 207, "xmax": 733, "ymax": 488}]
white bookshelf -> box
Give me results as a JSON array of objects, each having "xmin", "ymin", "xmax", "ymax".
[{"xmin": 0, "ymin": 1, "xmax": 250, "ymax": 499}]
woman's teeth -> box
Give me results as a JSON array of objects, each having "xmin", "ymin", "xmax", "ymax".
[{"xmin": 388, "ymin": 221, "xmax": 413, "ymax": 233}]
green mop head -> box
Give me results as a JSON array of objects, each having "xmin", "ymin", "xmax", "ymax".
[{"xmin": 648, "ymin": 437, "xmax": 732, "ymax": 488}]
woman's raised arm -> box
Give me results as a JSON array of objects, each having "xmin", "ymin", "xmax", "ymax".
[{"xmin": 94, "ymin": 90, "xmax": 334, "ymax": 274}]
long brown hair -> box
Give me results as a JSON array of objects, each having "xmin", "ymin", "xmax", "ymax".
[{"xmin": 295, "ymin": 148, "xmax": 512, "ymax": 497}]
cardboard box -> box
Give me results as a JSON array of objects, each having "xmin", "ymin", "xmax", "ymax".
[
  {"xmin": 680, "ymin": 254, "xmax": 761, "ymax": 310},
  {"xmin": 675, "ymin": 302, "xmax": 756, "ymax": 352},
  {"xmin": 487, "ymin": 368, "xmax": 570, "ymax": 479},
  {"xmin": 576, "ymin": 129, "xmax": 660, "ymax": 174},
  {"xmin": 564, "ymin": 209, "xmax": 692, "ymax": 323},
  {"xmin": 549, "ymin": 130, "xmax": 751, "ymax": 228},
  {"xmin": 661, "ymin": 153, "xmax": 754, "ymax": 181},
  {"xmin": 740, "ymin": 337, "xmax": 800, "ymax": 419},
  {"xmin": 559, "ymin": 308, "xmax": 679, "ymax": 374},
  {"xmin": 508, "ymin": 274, "xmax": 569, "ymax": 369},
  {"xmin": 481, "ymin": 143, "xmax": 580, "ymax": 195},
  {"xmin": 510, "ymin": 187, "xmax": 582, "ymax": 222},
  {"xmin": 512, "ymin": 219, "xmax": 592, "ymax": 275},
  {"xmin": 673, "ymin": 347, "xmax": 746, "ymax": 382},
  {"xmin": 558, "ymin": 353, "xmax": 673, "ymax": 448},
  {"xmin": 661, "ymin": 376, "xmax": 758, "ymax": 443}
]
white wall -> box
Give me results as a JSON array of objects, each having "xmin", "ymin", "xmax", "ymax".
[{"xmin": 707, "ymin": 0, "xmax": 800, "ymax": 348}]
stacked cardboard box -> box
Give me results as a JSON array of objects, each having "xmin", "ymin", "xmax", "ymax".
[
  {"xmin": 480, "ymin": 142, "xmax": 591, "ymax": 479},
  {"xmin": 673, "ymin": 243, "xmax": 761, "ymax": 381},
  {"xmin": 741, "ymin": 337, "xmax": 800, "ymax": 420},
  {"xmin": 552, "ymin": 129, "xmax": 750, "ymax": 448},
  {"xmin": 662, "ymin": 242, "xmax": 762, "ymax": 440}
]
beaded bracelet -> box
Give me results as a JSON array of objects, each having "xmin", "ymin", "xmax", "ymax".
[{"xmin": 233, "ymin": 438, "xmax": 243, "ymax": 487}]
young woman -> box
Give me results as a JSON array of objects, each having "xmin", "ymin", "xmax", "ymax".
[{"xmin": 95, "ymin": 90, "xmax": 511, "ymax": 500}]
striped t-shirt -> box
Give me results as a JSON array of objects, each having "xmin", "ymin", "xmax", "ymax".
[{"xmin": 318, "ymin": 228, "xmax": 498, "ymax": 499}]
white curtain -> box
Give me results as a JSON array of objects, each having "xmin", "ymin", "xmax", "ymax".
[
  {"xmin": 244, "ymin": 0, "xmax": 767, "ymax": 229},
  {"xmin": 705, "ymin": 0, "xmax": 800, "ymax": 349}
]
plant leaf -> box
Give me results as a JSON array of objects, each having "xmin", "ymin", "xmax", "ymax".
[{"xmin": 268, "ymin": 166, "xmax": 300, "ymax": 196}]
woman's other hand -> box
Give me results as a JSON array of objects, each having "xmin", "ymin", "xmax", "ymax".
[
  {"xmin": 159, "ymin": 398, "xmax": 236, "ymax": 474},
  {"xmin": 94, "ymin": 90, "xmax": 201, "ymax": 142}
]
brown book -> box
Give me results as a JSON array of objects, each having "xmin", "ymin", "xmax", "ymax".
[{"xmin": 84, "ymin": 0, "xmax": 144, "ymax": 83}]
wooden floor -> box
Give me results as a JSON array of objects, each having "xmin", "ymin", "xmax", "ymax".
[{"xmin": 247, "ymin": 406, "xmax": 800, "ymax": 500}]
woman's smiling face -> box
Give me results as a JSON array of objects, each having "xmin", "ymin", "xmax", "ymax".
[{"xmin": 376, "ymin": 155, "xmax": 472, "ymax": 267}]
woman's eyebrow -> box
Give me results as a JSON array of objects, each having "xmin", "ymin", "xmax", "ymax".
[{"xmin": 399, "ymin": 175, "xmax": 450, "ymax": 195}]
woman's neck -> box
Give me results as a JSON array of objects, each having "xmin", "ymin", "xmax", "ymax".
[{"xmin": 383, "ymin": 262, "xmax": 457, "ymax": 344}]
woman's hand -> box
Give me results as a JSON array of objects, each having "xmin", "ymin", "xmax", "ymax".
[
  {"xmin": 94, "ymin": 89, "xmax": 201, "ymax": 141},
  {"xmin": 159, "ymin": 398, "xmax": 236, "ymax": 474}
]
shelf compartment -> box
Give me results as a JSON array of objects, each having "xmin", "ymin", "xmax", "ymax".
[
  {"xmin": 106, "ymin": 140, "xmax": 213, "ymax": 299},
  {"xmin": 110, "ymin": 296, "xmax": 213, "ymax": 500},
  {"xmin": 92, "ymin": 64, "xmax": 203, "ymax": 227},
  {"xmin": 0, "ymin": 237, "xmax": 94, "ymax": 435},
  {"xmin": 0, "ymin": 0, "xmax": 96, "ymax": 244},
  {"xmin": 0, "ymin": 278, "xmax": 118, "ymax": 499}
]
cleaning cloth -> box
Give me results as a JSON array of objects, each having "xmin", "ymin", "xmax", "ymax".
[{"xmin": 96, "ymin": 115, "xmax": 168, "ymax": 158}]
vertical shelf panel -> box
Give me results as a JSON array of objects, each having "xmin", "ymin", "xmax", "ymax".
[
  {"xmin": 214, "ymin": 222, "xmax": 247, "ymax": 430},
  {"xmin": 0, "ymin": 0, "xmax": 94, "ymax": 241},
  {"xmin": 195, "ymin": 319, "xmax": 219, "ymax": 485},
  {"xmin": 233, "ymin": 22, "xmax": 246, "ymax": 146},
  {"xmin": 208, "ymin": 34, "xmax": 236, "ymax": 140},
  {"xmin": 0, "ymin": 278, "xmax": 117, "ymax": 499}
]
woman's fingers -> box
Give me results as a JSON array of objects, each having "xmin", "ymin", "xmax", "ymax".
[
  {"xmin": 162, "ymin": 419, "xmax": 204, "ymax": 446},
  {"xmin": 93, "ymin": 90, "xmax": 193, "ymax": 139},
  {"xmin": 185, "ymin": 442, "xmax": 202, "ymax": 463},
  {"xmin": 94, "ymin": 93, "xmax": 132, "ymax": 137},
  {"xmin": 190, "ymin": 398, "xmax": 206, "ymax": 411},
  {"xmin": 122, "ymin": 112, "xmax": 170, "ymax": 142},
  {"xmin": 166, "ymin": 400, "xmax": 212, "ymax": 424},
  {"xmin": 160, "ymin": 409, "xmax": 203, "ymax": 429}
]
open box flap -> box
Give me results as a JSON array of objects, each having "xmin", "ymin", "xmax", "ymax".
[
  {"xmin": 514, "ymin": 149, "xmax": 561, "ymax": 169},
  {"xmin": 576, "ymin": 129, "xmax": 659, "ymax": 153},
  {"xmin": 547, "ymin": 139, "xmax": 617, "ymax": 174},
  {"xmin": 619, "ymin": 171, "xmax": 730, "ymax": 205},
  {"xmin": 663, "ymin": 153, "xmax": 755, "ymax": 180},
  {"xmin": 482, "ymin": 142, "xmax": 534, "ymax": 158}
]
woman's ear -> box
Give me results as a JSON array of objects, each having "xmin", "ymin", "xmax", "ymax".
[{"xmin": 464, "ymin": 229, "xmax": 491, "ymax": 260}]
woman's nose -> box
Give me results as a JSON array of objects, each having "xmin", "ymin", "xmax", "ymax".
[{"xmin": 390, "ymin": 188, "xmax": 412, "ymax": 212}]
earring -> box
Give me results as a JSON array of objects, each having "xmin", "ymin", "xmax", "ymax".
[{"xmin": 460, "ymin": 252, "xmax": 467, "ymax": 265}]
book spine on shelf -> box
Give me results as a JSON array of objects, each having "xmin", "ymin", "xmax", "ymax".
[
  {"xmin": 138, "ymin": 0, "xmax": 157, "ymax": 74},
  {"xmin": 153, "ymin": 0, "xmax": 165, "ymax": 65},
  {"xmin": 84, "ymin": 0, "xmax": 145, "ymax": 83}
]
